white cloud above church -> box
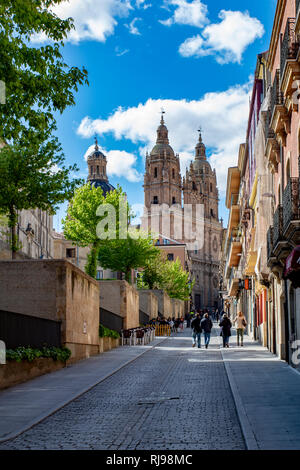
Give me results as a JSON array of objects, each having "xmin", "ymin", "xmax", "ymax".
[{"xmin": 78, "ymin": 81, "xmax": 252, "ymax": 192}]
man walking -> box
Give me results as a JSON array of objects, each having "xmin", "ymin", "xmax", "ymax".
[
  {"xmin": 191, "ymin": 313, "xmax": 202, "ymax": 348},
  {"xmin": 201, "ymin": 313, "xmax": 213, "ymax": 349}
]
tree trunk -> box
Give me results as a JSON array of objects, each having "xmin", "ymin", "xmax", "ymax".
[
  {"xmin": 125, "ymin": 268, "xmax": 131, "ymax": 284},
  {"xmin": 8, "ymin": 207, "xmax": 17, "ymax": 260}
]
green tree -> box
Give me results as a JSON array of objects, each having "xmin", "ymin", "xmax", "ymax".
[
  {"xmin": 98, "ymin": 231, "xmax": 160, "ymax": 284},
  {"xmin": 140, "ymin": 252, "xmax": 193, "ymax": 301},
  {"xmin": 0, "ymin": 0, "xmax": 88, "ymax": 257},
  {"xmin": 138, "ymin": 251, "xmax": 165, "ymax": 290},
  {"xmin": 0, "ymin": 141, "xmax": 82, "ymax": 256},
  {"xmin": 161, "ymin": 259, "xmax": 194, "ymax": 301},
  {"xmin": 62, "ymin": 184, "xmax": 128, "ymax": 279}
]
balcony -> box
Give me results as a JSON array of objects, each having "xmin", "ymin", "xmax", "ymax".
[
  {"xmin": 270, "ymin": 70, "xmax": 289, "ymax": 140},
  {"xmin": 228, "ymin": 235, "xmax": 242, "ymax": 268},
  {"xmin": 228, "ymin": 276, "xmax": 239, "ymax": 297},
  {"xmin": 265, "ymin": 110, "xmax": 280, "ymax": 171},
  {"xmin": 280, "ymin": 18, "xmax": 300, "ymax": 98},
  {"xmin": 272, "ymin": 205, "xmax": 291, "ymax": 261},
  {"xmin": 283, "ymin": 177, "xmax": 300, "ymax": 243},
  {"xmin": 267, "ymin": 226, "xmax": 274, "ymax": 260},
  {"xmin": 227, "ymin": 194, "xmax": 240, "ymax": 233}
]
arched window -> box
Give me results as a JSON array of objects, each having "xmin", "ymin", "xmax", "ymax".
[
  {"xmin": 154, "ymin": 167, "xmax": 158, "ymax": 178},
  {"xmin": 172, "ymin": 168, "xmax": 175, "ymax": 179},
  {"xmin": 97, "ymin": 166, "xmax": 99, "ymax": 175},
  {"xmin": 153, "ymin": 196, "xmax": 158, "ymax": 204},
  {"xmin": 210, "ymin": 183, "xmax": 213, "ymax": 192},
  {"xmin": 172, "ymin": 197, "xmax": 176, "ymax": 204},
  {"xmin": 192, "ymin": 182, "xmax": 197, "ymax": 191}
]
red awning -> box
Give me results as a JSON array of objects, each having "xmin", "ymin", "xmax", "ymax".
[{"xmin": 284, "ymin": 246, "xmax": 300, "ymax": 278}]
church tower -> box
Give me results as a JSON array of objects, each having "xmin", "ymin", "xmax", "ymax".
[
  {"xmin": 182, "ymin": 130, "xmax": 223, "ymax": 311},
  {"xmin": 144, "ymin": 112, "xmax": 182, "ymax": 209},
  {"xmin": 87, "ymin": 137, "xmax": 115, "ymax": 195},
  {"xmin": 183, "ymin": 130, "xmax": 219, "ymax": 220}
]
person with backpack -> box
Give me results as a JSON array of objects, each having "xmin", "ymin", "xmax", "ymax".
[
  {"xmin": 191, "ymin": 313, "xmax": 202, "ymax": 348},
  {"xmin": 219, "ymin": 314, "xmax": 232, "ymax": 348},
  {"xmin": 234, "ymin": 311, "xmax": 247, "ymax": 347},
  {"xmin": 201, "ymin": 313, "xmax": 213, "ymax": 349}
]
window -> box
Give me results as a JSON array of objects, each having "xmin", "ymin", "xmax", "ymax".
[
  {"xmin": 66, "ymin": 248, "xmax": 76, "ymax": 258},
  {"xmin": 210, "ymin": 209, "xmax": 214, "ymax": 218},
  {"xmin": 96, "ymin": 270, "xmax": 103, "ymax": 280},
  {"xmin": 172, "ymin": 197, "xmax": 176, "ymax": 204},
  {"xmin": 167, "ymin": 253, "xmax": 174, "ymax": 261},
  {"xmin": 172, "ymin": 169, "xmax": 175, "ymax": 179},
  {"xmin": 97, "ymin": 165, "xmax": 99, "ymax": 175},
  {"xmin": 192, "ymin": 182, "xmax": 197, "ymax": 191},
  {"xmin": 153, "ymin": 196, "xmax": 158, "ymax": 204},
  {"xmin": 154, "ymin": 167, "xmax": 158, "ymax": 178},
  {"xmin": 210, "ymin": 183, "xmax": 213, "ymax": 192}
]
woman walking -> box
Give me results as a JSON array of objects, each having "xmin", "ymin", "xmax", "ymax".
[
  {"xmin": 219, "ymin": 314, "xmax": 232, "ymax": 348},
  {"xmin": 234, "ymin": 311, "xmax": 247, "ymax": 347}
]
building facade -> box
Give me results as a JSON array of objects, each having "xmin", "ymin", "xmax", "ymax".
[
  {"xmin": 222, "ymin": 0, "xmax": 300, "ymax": 370},
  {"xmin": 143, "ymin": 114, "xmax": 223, "ymax": 310}
]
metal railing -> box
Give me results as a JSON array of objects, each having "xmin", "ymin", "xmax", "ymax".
[
  {"xmin": 265, "ymin": 109, "xmax": 275, "ymax": 143},
  {"xmin": 270, "ymin": 69, "xmax": 284, "ymax": 116},
  {"xmin": 283, "ymin": 177, "xmax": 300, "ymax": 233},
  {"xmin": 267, "ymin": 226, "xmax": 274, "ymax": 260},
  {"xmin": 280, "ymin": 18, "xmax": 299, "ymax": 79},
  {"xmin": 273, "ymin": 205, "xmax": 283, "ymax": 247}
]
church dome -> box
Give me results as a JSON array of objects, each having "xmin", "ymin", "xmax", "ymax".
[
  {"xmin": 150, "ymin": 112, "xmax": 175, "ymax": 158},
  {"xmin": 87, "ymin": 137, "xmax": 106, "ymax": 160}
]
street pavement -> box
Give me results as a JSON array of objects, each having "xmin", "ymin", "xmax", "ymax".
[{"xmin": 0, "ymin": 326, "xmax": 300, "ymax": 450}]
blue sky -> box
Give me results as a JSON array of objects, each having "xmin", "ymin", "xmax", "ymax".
[{"xmin": 40, "ymin": 0, "xmax": 277, "ymax": 231}]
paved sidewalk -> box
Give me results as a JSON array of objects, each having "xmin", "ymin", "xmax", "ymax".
[
  {"xmin": 0, "ymin": 338, "xmax": 165, "ymax": 443},
  {"xmin": 219, "ymin": 328, "xmax": 300, "ymax": 450}
]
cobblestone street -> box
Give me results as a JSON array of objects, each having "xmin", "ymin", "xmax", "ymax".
[{"xmin": 0, "ymin": 328, "xmax": 245, "ymax": 450}]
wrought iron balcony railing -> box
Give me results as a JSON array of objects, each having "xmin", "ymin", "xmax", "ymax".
[
  {"xmin": 273, "ymin": 205, "xmax": 283, "ymax": 247},
  {"xmin": 270, "ymin": 69, "xmax": 284, "ymax": 116},
  {"xmin": 283, "ymin": 177, "xmax": 300, "ymax": 233},
  {"xmin": 267, "ymin": 226, "xmax": 274, "ymax": 260},
  {"xmin": 265, "ymin": 109, "xmax": 275, "ymax": 143},
  {"xmin": 280, "ymin": 18, "xmax": 299, "ymax": 79}
]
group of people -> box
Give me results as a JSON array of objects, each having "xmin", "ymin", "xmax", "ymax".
[
  {"xmin": 190, "ymin": 310, "xmax": 247, "ymax": 349},
  {"xmin": 149, "ymin": 316, "xmax": 185, "ymax": 333}
]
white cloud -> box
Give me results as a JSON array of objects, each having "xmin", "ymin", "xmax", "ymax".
[
  {"xmin": 179, "ymin": 10, "xmax": 264, "ymax": 64},
  {"xmin": 160, "ymin": 0, "xmax": 208, "ymax": 28},
  {"xmin": 126, "ymin": 17, "xmax": 142, "ymax": 35},
  {"xmin": 115, "ymin": 46, "xmax": 130, "ymax": 56},
  {"xmin": 32, "ymin": 0, "xmax": 133, "ymax": 44},
  {"xmin": 136, "ymin": 0, "xmax": 152, "ymax": 9},
  {"xmin": 84, "ymin": 145, "xmax": 142, "ymax": 183},
  {"xmin": 78, "ymin": 81, "xmax": 252, "ymax": 192}
]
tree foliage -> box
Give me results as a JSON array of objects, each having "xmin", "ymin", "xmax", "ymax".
[
  {"xmin": 98, "ymin": 231, "xmax": 160, "ymax": 283},
  {"xmin": 62, "ymin": 184, "xmax": 128, "ymax": 279},
  {"xmin": 139, "ymin": 253, "xmax": 193, "ymax": 301},
  {"xmin": 0, "ymin": 0, "xmax": 88, "ymax": 257}
]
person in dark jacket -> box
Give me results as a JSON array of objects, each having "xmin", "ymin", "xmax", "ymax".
[
  {"xmin": 191, "ymin": 313, "xmax": 202, "ymax": 348},
  {"xmin": 219, "ymin": 314, "xmax": 232, "ymax": 348},
  {"xmin": 201, "ymin": 313, "xmax": 213, "ymax": 349}
]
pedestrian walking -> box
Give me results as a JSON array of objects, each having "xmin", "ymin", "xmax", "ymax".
[
  {"xmin": 191, "ymin": 313, "xmax": 202, "ymax": 348},
  {"xmin": 219, "ymin": 314, "xmax": 232, "ymax": 348},
  {"xmin": 234, "ymin": 311, "xmax": 247, "ymax": 347},
  {"xmin": 201, "ymin": 313, "xmax": 213, "ymax": 349}
]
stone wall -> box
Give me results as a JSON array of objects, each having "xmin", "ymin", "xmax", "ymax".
[
  {"xmin": 150, "ymin": 290, "xmax": 172, "ymax": 318},
  {"xmin": 171, "ymin": 299, "xmax": 184, "ymax": 318},
  {"xmin": 138, "ymin": 290, "xmax": 158, "ymax": 320},
  {"xmin": 98, "ymin": 280, "xmax": 139, "ymax": 330},
  {"xmin": 0, "ymin": 260, "xmax": 100, "ymax": 362}
]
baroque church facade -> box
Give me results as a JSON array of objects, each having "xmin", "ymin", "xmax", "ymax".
[{"xmin": 143, "ymin": 114, "xmax": 223, "ymax": 310}]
